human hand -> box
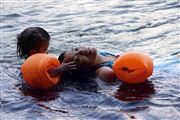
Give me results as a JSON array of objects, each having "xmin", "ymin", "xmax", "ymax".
[
  {"xmin": 48, "ymin": 61, "xmax": 77, "ymax": 77},
  {"xmin": 59, "ymin": 61, "xmax": 77, "ymax": 74}
]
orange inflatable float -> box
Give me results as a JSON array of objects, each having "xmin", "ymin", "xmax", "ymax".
[
  {"xmin": 113, "ymin": 51, "xmax": 153, "ymax": 84},
  {"xmin": 21, "ymin": 53, "xmax": 60, "ymax": 90}
]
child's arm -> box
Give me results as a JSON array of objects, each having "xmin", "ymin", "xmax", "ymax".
[
  {"xmin": 96, "ymin": 67, "xmax": 115, "ymax": 83},
  {"xmin": 48, "ymin": 61, "xmax": 77, "ymax": 77}
]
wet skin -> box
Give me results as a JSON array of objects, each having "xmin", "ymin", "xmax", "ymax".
[
  {"xmin": 63, "ymin": 46, "xmax": 99, "ymax": 69},
  {"xmin": 63, "ymin": 46, "xmax": 116, "ymax": 82}
]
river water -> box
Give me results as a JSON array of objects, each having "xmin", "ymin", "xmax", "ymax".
[{"xmin": 1, "ymin": 0, "xmax": 180, "ymax": 120}]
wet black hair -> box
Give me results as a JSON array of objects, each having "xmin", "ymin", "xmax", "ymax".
[
  {"xmin": 58, "ymin": 51, "xmax": 66, "ymax": 63},
  {"xmin": 17, "ymin": 27, "xmax": 50, "ymax": 59}
]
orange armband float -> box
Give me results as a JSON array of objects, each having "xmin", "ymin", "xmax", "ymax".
[
  {"xmin": 21, "ymin": 53, "xmax": 60, "ymax": 90},
  {"xmin": 113, "ymin": 51, "xmax": 154, "ymax": 84}
]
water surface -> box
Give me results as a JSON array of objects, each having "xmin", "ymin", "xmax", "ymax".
[{"xmin": 1, "ymin": 0, "xmax": 180, "ymax": 120}]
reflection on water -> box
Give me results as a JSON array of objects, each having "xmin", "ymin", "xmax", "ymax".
[
  {"xmin": 20, "ymin": 83, "xmax": 62, "ymax": 101},
  {"xmin": 1, "ymin": 0, "xmax": 180, "ymax": 120},
  {"xmin": 115, "ymin": 80, "xmax": 155, "ymax": 102}
]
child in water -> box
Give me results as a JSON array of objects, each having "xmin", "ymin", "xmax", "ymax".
[
  {"xmin": 58, "ymin": 46, "xmax": 119, "ymax": 83},
  {"xmin": 17, "ymin": 27, "xmax": 77, "ymax": 77}
]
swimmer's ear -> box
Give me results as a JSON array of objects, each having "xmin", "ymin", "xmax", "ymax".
[{"xmin": 29, "ymin": 49, "xmax": 37, "ymax": 56}]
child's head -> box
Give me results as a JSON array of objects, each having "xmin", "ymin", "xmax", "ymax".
[
  {"xmin": 17, "ymin": 27, "xmax": 50, "ymax": 59},
  {"xmin": 58, "ymin": 46, "xmax": 97, "ymax": 68}
]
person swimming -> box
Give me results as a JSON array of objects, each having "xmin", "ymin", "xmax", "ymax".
[
  {"xmin": 58, "ymin": 46, "xmax": 119, "ymax": 83},
  {"xmin": 17, "ymin": 27, "xmax": 77, "ymax": 82}
]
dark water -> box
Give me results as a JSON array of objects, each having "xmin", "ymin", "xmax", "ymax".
[{"xmin": 1, "ymin": 0, "xmax": 180, "ymax": 120}]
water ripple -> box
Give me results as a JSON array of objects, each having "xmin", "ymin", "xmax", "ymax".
[{"xmin": 1, "ymin": 0, "xmax": 180, "ymax": 120}]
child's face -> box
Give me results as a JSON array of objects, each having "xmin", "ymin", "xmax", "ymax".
[
  {"xmin": 29, "ymin": 41, "xmax": 49, "ymax": 56},
  {"xmin": 37, "ymin": 41, "xmax": 49, "ymax": 54},
  {"xmin": 63, "ymin": 46, "xmax": 97, "ymax": 68}
]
